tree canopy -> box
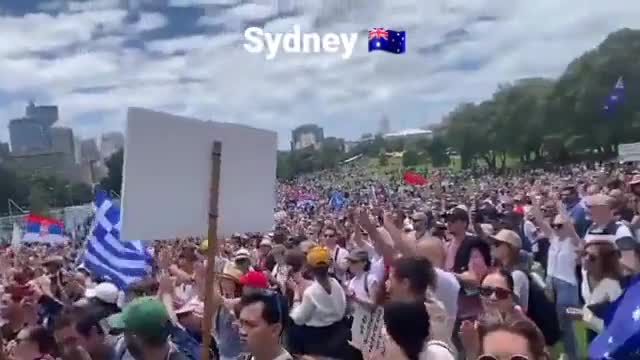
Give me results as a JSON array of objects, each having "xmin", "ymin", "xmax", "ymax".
[
  {"xmin": 277, "ymin": 28, "xmax": 640, "ymax": 177},
  {"xmin": 0, "ymin": 164, "xmax": 93, "ymax": 216}
]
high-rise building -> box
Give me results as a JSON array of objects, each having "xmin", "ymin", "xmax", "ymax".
[
  {"xmin": 80, "ymin": 138, "xmax": 101, "ymax": 163},
  {"xmin": 25, "ymin": 101, "xmax": 58, "ymax": 127},
  {"xmin": 100, "ymin": 131, "xmax": 124, "ymax": 160},
  {"xmin": 8, "ymin": 101, "xmax": 59, "ymax": 155},
  {"xmin": 378, "ymin": 116, "xmax": 391, "ymax": 135},
  {"xmin": 50, "ymin": 127, "xmax": 75, "ymax": 161},
  {"xmin": 0, "ymin": 142, "xmax": 9, "ymax": 160},
  {"xmin": 291, "ymin": 124, "xmax": 324, "ymax": 150}
]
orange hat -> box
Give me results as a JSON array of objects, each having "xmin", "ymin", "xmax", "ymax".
[{"xmin": 306, "ymin": 245, "xmax": 331, "ymax": 267}]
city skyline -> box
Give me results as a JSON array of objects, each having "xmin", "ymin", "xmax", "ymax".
[{"xmin": 0, "ymin": 1, "xmax": 638, "ymax": 149}]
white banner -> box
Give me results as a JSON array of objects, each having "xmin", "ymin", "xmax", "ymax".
[{"xmin": 619, "ymin": 142, "xmax": 640, "ymax": 162}]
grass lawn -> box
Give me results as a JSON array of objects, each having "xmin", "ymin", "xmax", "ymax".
[{"xmin": 552, "ymin": 321, "xmax": 589, "ymax": 359}]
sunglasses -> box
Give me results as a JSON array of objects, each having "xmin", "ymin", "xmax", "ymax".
[
  {"xmin": 550, "ymin": 223, "xmax": 564, "ymax": 230},
  {"xmin": 479, "ymin": 286, "xmax": 512, "ymax": 300},
  {"xmin": 477, "ymin": 355, "xmax": 529, "ymax": 360},
  {"xmin": 324, "ymin": 233, "xmax": 336, "ymax": 237}
]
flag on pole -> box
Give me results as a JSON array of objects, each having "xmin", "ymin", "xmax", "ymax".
[
  {"xmin": 22, "ymin": 214, "xmax": 66, "ymax": 244},
  {"xmin": 11, "ymin": 223, "xmax": 21, "ymax": 248},
  {"xmin": 604, "ymin": 76, "xmax": 624, "ymax": 112},
  {"xmin": 82, "ymin": 190, "xmax": 152, "ymax": 290},
  {"xmin": 588, "ymin": 275, "xmax": 640, "ymax": 359}
]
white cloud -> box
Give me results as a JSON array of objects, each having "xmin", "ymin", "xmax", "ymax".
[
  {"xmin": 1, "ymin": 0, "xmax": 640, "ymax": 149},
  {"xmin": 169, "ymin": 0, "xmax": 239, "ymax": 6},
  {"xmin": 68, "ymin": 0, "xmax": 121, "ymax": 12}
]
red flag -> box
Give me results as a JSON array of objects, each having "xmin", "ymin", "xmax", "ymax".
[{"xmin": 403, "ymin": 170, "xmax": 428, "ymax": 186}]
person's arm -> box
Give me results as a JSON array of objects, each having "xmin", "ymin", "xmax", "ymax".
[
  {"xmin": 530, "ymin": 198, "xmax": 553, "ymax": 239},
  {"xmin": 157, "ymin": 274, "xmax": 178, "ymax": 324},
  {"xmin": 290, "ymin": 288, "xmax": 315, "ymax": 325},
  {"xmin": 556, "ymin": 201, "xmax": 582, "ymax": 247},
  {"xmin": 359, "ymin": 211, "xmax": 396, "ymax": 263}
]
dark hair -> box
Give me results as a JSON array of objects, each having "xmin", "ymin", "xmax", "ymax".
[
  {"xmin": 484, "ymin": 269, "xmax": 515, "ymax": 292},
  {"xmin": 310, "ymin": 265, "xmax": 330, "ymax": 280},
  {"xmin": 591, "ymin": 243, "xmax": 623, "ymax": 281},
  {"xmin": 284, "ymin": 249, "xmax": 305, "ymax": 273},
  {"xmin": 479, "ymin": 320, "xmax": 549, "ymax": 360},
  {"xmin": 239, "ymin": 291, "xmax": 288, "ymax": 334},
  {"xmin": 383, "ymin": 301, "xmax": 430, "ymax": 360},
  {"xmin": 391, "ymin": 257, "xmax": 436, "ymax": 298},
  {"xmin": 22, "ymin": 326, "xmax": 59, "ymax": 356},
  {"xmin": 53, "ymin": 307, "xmax": 104, "ymax": 337}
]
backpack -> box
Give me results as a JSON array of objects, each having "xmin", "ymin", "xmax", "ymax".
[{"xmin": 522, "ymin": 271, "xmax": 561, "ymax": 345}]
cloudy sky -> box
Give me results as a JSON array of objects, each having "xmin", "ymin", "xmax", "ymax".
[{"xmin": 0, "ymin": 0, "xmax": 638, "ymax": 149}]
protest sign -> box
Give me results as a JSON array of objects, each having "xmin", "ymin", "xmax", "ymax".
[{"xmin": 120, "ymin": 108, "xmax": 277, "ymax": 241}]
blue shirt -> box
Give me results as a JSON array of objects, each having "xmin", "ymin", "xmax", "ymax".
[
  {"xmin": 213, "ymin": 306, "xmax": 245, "ymax": 358},
  {"xmin": 567, "ymin": 201, "xmax": 590, "ymax": 238}
]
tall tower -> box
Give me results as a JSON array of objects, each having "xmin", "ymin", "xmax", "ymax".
[{"xmin": 379, "ymin": 116, "xmax": 390, "ymax": 135}]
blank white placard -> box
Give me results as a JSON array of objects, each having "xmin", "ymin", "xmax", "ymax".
[{"xmin": 120, "ymin": 108, "xmax": 277, "ymax": 241}]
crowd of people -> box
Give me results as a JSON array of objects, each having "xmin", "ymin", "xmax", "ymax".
[{"xmin": 0, "ymin": 160, "xmax": 639, "ymax": 360}]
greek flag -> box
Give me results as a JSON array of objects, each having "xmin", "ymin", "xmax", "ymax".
[{"xmin": 82, "ymin": 190, "xmax": 152, "ymax": 289}]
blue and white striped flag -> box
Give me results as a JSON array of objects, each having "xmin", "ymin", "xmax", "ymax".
[{"xmin": 82, "ymin": 190, "xmax": 152, "ymax": 289}]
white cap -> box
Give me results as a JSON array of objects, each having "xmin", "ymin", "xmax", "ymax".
[
  {"xmin": 85, "ymin": 282, "xmax": 119, "ymax": 305},
  {"xmin": 259, "ymin": 238, "xmax": 273, "ymax": 247},
  {"xmin": 233, "ymin": 248, "xmax": 251, "ymax": 261}
]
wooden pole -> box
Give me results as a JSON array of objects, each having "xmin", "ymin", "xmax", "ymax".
[{"xmin": 200, "ymin": 141, "xmax": 222, "ymax": 360}]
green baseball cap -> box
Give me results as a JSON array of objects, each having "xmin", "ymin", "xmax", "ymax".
[{"xmin": 107, "ymin": 296, "xmax": 171, "ymax": 338}]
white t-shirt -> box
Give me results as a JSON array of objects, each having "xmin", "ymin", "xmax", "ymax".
[
  {"xmin": 511, "ymin": 270, "xmax": 530, "ymax": 312},
  {"xmin": 290, "ymin": 278, "xmax": 346, "ymax": 327},
  {"xmin": 348, "ymin": 272, "xmax": 378, "ymax": 302},
  {"xmin": 432, "ymin": 268, "xmax": 459, "ymax": 338},
  {"xmin": 422, "ymin": 340, "xmax": 456, "ymax": 360},
  {"xmin": 547, "ymin": 235, "xmax": 578, "ymax": 285}
]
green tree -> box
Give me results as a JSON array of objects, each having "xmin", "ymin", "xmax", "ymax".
[
  {"xmin": 28, "ymin": 185, "xmax": 51, "ymax": 216},
  {"xmin": 425, "ymin": 136, "xmax": 450, "ymax": 167},
  {"xmin": 378, "ymin": 151, "xmax": 388, "ymax": 166},
  {"xmin": 276, "ymin": 151, "xmax": 293, "ymax": 179},
  {"xmin": 0, "ymin": 165, "xmax": 29, "ymax": 214},
  {"xmin": 100, "ymin": 149, "xmax": 124, "ymax": 195},
  {"xmin": 402, "ymin": 150, "xmax": 420, "ymax": 167}
]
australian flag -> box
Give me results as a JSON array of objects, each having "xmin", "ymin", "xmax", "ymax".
[
  {"xmin": 604, "ymin": 76, "xmax": 624, "ymax": 113},
  {"xmin": 368, "ymin": 28, "xmax": 406, "ymax": 54},
  {"xmin": 588, "ymin": 275, "xmax": 640, "ymax": 359}
]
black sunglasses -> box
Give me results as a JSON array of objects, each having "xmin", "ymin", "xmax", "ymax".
[
  {"xmin": 478, "ymin": 355, "xmax": 529, "ymax": 360},
  {"xmin": 479, "ymin": 286, "xmax": 512, "ymax": 300}
]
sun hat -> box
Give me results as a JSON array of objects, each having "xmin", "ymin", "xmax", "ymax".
[
  {"xmin": 233, "ymin": 248, "xmax": 251, "ymax": 262},
  {"xmin": 493, "ymin": 229, "xmax": 523, "ymax": 249}
]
